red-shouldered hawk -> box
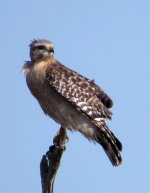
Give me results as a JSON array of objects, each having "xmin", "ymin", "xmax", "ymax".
[{"xmin": 23, "ymin": 39, "xmax": 122, "ymax": 166}]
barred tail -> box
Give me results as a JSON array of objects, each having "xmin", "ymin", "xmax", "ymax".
[{"xmin": 96, "ymin": 124, "xmax": 122, "ymax": 166}]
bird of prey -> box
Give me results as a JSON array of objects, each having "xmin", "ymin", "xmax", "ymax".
[{"xmin": 23, "ymin": 39, "xmax": 122, "ymax": 166}]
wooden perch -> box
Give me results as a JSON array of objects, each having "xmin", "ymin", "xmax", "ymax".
[{"xmin": 40, "ymin": 127, "xmax": 68, "ymax": 193}]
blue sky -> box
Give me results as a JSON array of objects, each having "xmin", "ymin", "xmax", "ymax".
[{"xmin": 0, "ymin": 0, "xmax": 149, "ymax": 192}]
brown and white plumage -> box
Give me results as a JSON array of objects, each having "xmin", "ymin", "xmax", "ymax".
[{"xmin": 23, "ymin": 39, "xmax": 122, "ymax": 166}]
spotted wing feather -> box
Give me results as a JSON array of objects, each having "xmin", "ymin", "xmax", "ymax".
[
  {"xmin": 90, "ymin": 81, "xmax": 113, "ymax": 108},
  {"xmin": 46, "ymin": 61, "xmax": 112, "ymax": 122}
]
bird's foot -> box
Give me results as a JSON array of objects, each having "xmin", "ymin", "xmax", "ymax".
[{"xmin": 53, "ymin": 127, "xmax": 69, "ymax": 150}]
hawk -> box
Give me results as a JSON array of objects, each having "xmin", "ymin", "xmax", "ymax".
[{"xmin": 23, "ymin": 39, "xmax": 122, "ymax": 166}]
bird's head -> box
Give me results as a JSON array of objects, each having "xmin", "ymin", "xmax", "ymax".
[{"xmin": 30, "ymin": 39, "xmax": 54, "ymax": 62}]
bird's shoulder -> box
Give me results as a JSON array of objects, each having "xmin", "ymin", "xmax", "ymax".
[{"xmin": 46, "ymin": 59, "xmax": 98, "ymax": 97}]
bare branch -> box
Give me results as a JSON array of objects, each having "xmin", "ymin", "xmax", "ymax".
[{"xmin": 40, "ymin": 127, "xmax": 68, "ymax": 193}]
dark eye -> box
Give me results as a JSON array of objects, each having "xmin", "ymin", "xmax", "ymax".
[{"xmin": 37, "ymin": 45, "xmax": 45, "ymax": 50}]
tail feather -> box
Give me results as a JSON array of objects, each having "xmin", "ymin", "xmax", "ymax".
[
  {"xmin": 109, "ymin": 130, "xmax": 122, "ymax": 151},
  {"xmin": 96, "ymin": 124, "xmax": 122, "ymax": 166}
]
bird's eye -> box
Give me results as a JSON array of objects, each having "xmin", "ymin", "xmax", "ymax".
[{"xmin": 37, "ymin": 45, "xmax": 45, "ymax": 50}]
